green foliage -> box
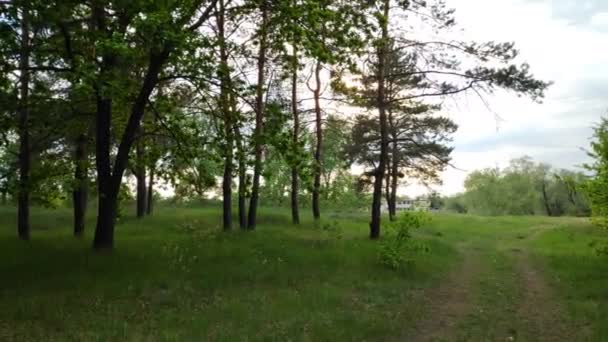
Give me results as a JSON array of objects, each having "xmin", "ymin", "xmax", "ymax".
[
  {"xmin": 584, "ymin": 118, "xmax": 608, "ymax": 229},
  {"xmin": 379, "ymin": 211, "xmax": 430, "ymax": 270},
  {"xmin": 444, "ymin": 194, "xmax": 468, "ymax": 213},
  {"xmin": 461, "ymin": 157, "xmax": 589, "ymax": 216}
]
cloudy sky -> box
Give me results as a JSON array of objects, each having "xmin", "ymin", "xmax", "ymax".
[{"xmin": 414, "ymin": 0, "xmax": 608, "ymax": 195}]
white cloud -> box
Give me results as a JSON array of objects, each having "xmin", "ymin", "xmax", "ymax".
[
  {"xmin": 590, "ymin": 12, "xmax": 608, "ymax": 30},
  {"xmin": 418, "ymin": 0, "xmax": 607, "ymax": 196}
]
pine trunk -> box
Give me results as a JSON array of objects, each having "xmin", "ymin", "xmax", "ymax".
[
  {"xmin": 73, "ymin": 134, "xmax": 88, "ymax": 237},
  {"xmin": 312, "ymin": 60, "xmax": 323, "ymax": 221},
  {"xmin": 388, "ymin": 109, "xmax": 398, "ymax": 221},
  {"xmin": 385, "ymin": 160, "xmax": 394, "ymax": 221},
  {"xmin": 369, "ymin": 0, "xmax": 390, "ymax": 239},
  {"xmin": 17, "ymin": 5, "xmax": 31, "ymax": 240},
  {"xmin": 247, "ymin": 4, "xmax": 268, "ymax": 230},
  {"xmin": 389, "ymin": 151, "xmax": 398, "ymax": 220}
]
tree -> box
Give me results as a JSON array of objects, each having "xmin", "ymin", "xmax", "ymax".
[
  {"xmin": 334, "ymin": 0, "xmax": 549, "ymax": 238},
  {"xmin": 462, "ymin": 157, "xmax": 589, "ymax": 216},
  {"xmin": 584, "ymin": 117, "xmax": 608, "ymax": 228},
  {"xmin": 247, "ymin": 0, "xmax": 269, "ymax": 230},
  {"xmin": 16, "ymin": 1, "xmax": 31, "ymax": 240}
]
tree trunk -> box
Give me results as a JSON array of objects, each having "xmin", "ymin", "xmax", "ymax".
[
  {"xmin": 135, "ymin": 127, "xmax": 147, "ymax": 218},
  {"xmin": 389, "ymin": 148, "xmax": 399, "ymax": 220},
  {"xmin": 388, "ymin": 109, "xmax": 398, "ymax": 221},
  {"xmin": 17, "ymin": 5, "xmax": 31, "ymax": 240},
  {"xmin": 384, "ymin": 159, "xmax": 394, "ymax": 221},
  {"xmin": 146, "ymin": 166, "xmax": 154, "ymax": 215},
  {"xmin": 290, "ymin": 43, "xmax": 300, "ymax": 225},
  {"xmin": 369, "ymin": 0, "xmax": 390, "ymax": 240},
  {"xmin": 73, "ymin": 133, "xmax": 88, "ymax": 237},
  {"xmin": 218, "ymin": 0, "xmax": 233, "ymax": 231},
  {"xmin": 247, "ymin": 3, "xmax": 268, "ymax": 230},
  {"xmin": 312, "ymin": 60, "xmax": 323, "ymax": 221},
  {"xmin": 541, "ymin": 180, "xmax": 552, "ymax": 216},
  {"xmin": 234, "ymin": 119, "xmax": 247, "ymax": 230},
  {"xmin": 93, "ymin": 48, "xmax": 170, "ymax": 250},
  {"xmin": 93, "ymin": 94, "xmax": 116, "ymax": 249},
  {"xmin": 94, "ymin": 184, "xmax": 118, "ymax": 250}
]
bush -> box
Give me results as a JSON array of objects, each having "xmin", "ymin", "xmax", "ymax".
[{"xmin": 378, "ymin": 211, "xmax": 430, "ymax": 270}]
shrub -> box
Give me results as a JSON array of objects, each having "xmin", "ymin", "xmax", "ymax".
[{"xmin": 378, "ymin": 211, "xmax": 430, "ymax": 270}]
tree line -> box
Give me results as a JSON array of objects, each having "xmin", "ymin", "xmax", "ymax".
[
  {"xmin": 0, "ymin": 0, "xmax": 548, "ymax": 249},
  {"xmin": 443, "ymin": 157, "xmax": 590, "ymax": 217}
]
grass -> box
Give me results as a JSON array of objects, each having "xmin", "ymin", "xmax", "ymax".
[
  {"xmin": 0, "ymin": 206, "xmax": 456, "ymax": 341},
  {"xmin": 0, "ymin": 206, "xmax": 607, "ymax": 340},
  {"xmin": 530, "ymin": 218, "xmax": 608, "ymax": 340}
]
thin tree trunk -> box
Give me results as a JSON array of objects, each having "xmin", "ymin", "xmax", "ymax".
[
  {"xmin": 384, "ymin": 160, "xmax": 393, "ymax": 221},
  {"xmin": 369, "ymin": 0, "xmax": 390, "ymax": 239},
  {"xmin": 312, "ymin": 60, "xmax": 323, "ymax": 221},
  {"xmin": 73, "ymin": 133, "xmax": 88, "ymax": 237},
  {"xmin": 146, "ymin": 166, "xmax": 154, "ymax": 215},
  {"xmin": 247, "ymin": 3, "xmax": 268, "ymax": 230},
  {"xmin": 218, "ymin": 0, "xmax": 233, "ymax": 231},
  {"xmin": 290, "ymin": 42, "xmax": 300, "ymax": 225},
  {"xmin": 388, "ymin": 109, "xmax": 398, "ymax": 221},
  {"xmin": 541, "ymin": 180, "xmax": 552, "ymax": 216},
  {"xmin": 17, "ymin": 5, "xmax": 31, "ymax": 240},
  {"xmin": 389, "ymin": 147, "xmax": 398, "ymax": 220},
  {"xmin": 234, "ymin": 117, "xmax": 247, "ymax": 230},
  {"xmin": 135, "ymin": 126, "xmax": 147, "ymax": 218}
]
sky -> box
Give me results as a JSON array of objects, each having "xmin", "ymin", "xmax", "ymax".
[{"xmin": 406, "ymin": 0, "xmax": 608, "ymax": 196}]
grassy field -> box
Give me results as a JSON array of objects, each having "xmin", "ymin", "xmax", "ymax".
[{"xmin": 0, "ymin": 205, "xmax": 606, "ymax": 341}]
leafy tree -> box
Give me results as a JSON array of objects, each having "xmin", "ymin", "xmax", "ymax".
[
  {"xmin": 584, "ymin": 118, "xmax": 608, "ymax": 228},
  {"xmin": 462, "ymin": 157, "xmax": 589, "ymax": 216}
]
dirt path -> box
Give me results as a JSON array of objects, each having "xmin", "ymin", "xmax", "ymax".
[
  {"xmin": 511, "ymin": 243, "xmax": 589, "ymax": 341},
  {"xmin": 404, "ymin": 244, "xmax": 484, "ymax": 341},
  {"xmin": 405, "ymin": 227, "xmax": 582, "ymax": 342}
]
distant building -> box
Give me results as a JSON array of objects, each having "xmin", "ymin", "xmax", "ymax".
[{"xmin": 382, "ymin": 198, "xmax": 431, "ymax": 212}]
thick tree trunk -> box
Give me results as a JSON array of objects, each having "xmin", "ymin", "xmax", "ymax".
[
  {"xmin": 312, "ymin": 60, "xmax": 323, "ymax": 221},
  {"xmin": 369, "ymin": 1, "xmax": 390, "ymax": 240},
  {"xmin": 146, "ymin": 166, "xmax": 154, "ymax": 215},
  {"xmin": 17, "ymin": 5, "xmax": 31, "ymax": 240},
  {"xmin": 290, "ymin": 44, "xmax": 300, "ymax": 225},
  {"xmin": 93, "ymin": 95, "xmax": 116, "ymax": 249},
  {"xmin": 93, "ymin": 48, "xmax": 169, "ymax": 250},
  {"xmin": 94, "ymin": 186, "xmax": 118, "ymax": 250},
  {"xmin": 73, "ymin": 134, "xmax": 88, "ymax": 237},
  {"xmin": 218, "ymin": 0, "xmax": 233, "ymax": 231},
  {"xmin": 247, "ymin": 4, "xmax": 268, "ymax": 230},
  {"xmin": 135, "ymin": 127, "xmax": 147, "ymax": 218}
]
